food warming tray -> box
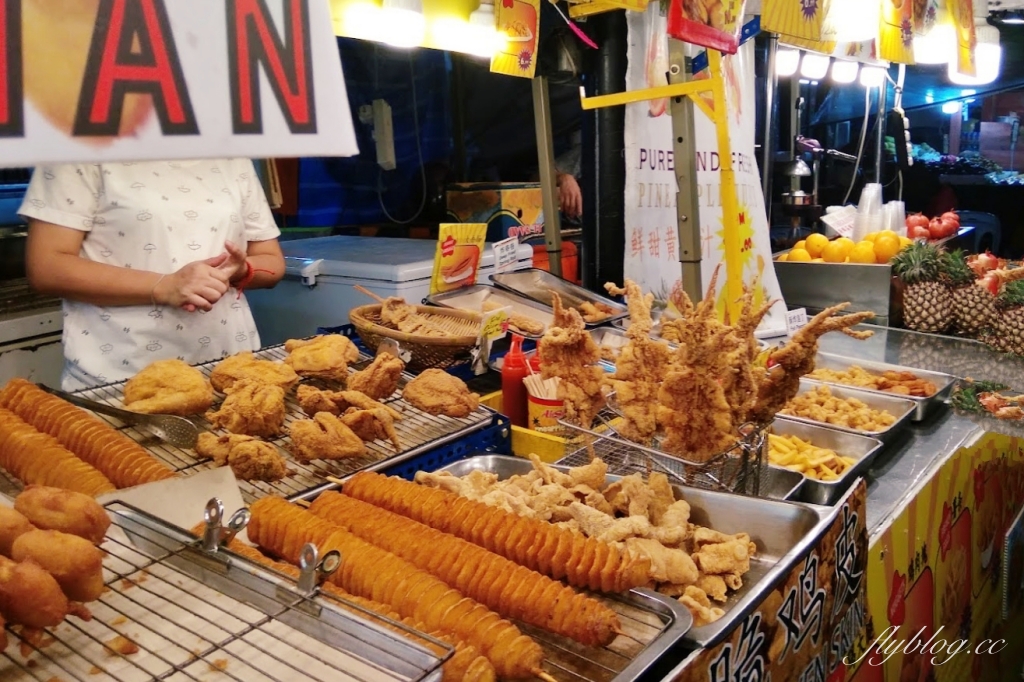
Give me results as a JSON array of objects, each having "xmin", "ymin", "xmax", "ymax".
[
  {"xmin": 2, "ymin": 500, "xmax": 448, "ymax": 682},
  {"xmin": 780, "ymin": 379, "xmax": 916, "ymax": 442},
  {"xmin": 490, "ymin": 269, "xmax": 628, "ymax": 328},
  {"xmin": 803, "ymin": 352, "xmax": 955, "ymax": 421},
  {"xmin": 425, "ymin": 284, "xmax": 553, "ymax": 339},
  {"xmin": 770, "ymin": 417, "xmax": 884, "ymax": 506},
  {"xmin": 437, "ymin": 455, "xmax": 832, "ymax": 650}
]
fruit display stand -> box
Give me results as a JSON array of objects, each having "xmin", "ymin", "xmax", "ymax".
[{"xmin": 659, "ymin": 326, "xmax": 1024, "ymax": 682}]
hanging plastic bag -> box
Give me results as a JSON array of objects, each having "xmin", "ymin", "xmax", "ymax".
[
  {"xmin": 643, "ymin": 3, "xmax": 670, "ymax": 117},
  {"xmin": 666, "ymin": 0, "xmax": 747, "ymax": 54}
]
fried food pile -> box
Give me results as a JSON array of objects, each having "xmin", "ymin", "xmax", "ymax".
[
  {"xmin": 196, "ymin": 433, "xmax": 288, "ymax": 482},
  {"xmin": 289, "ymin": 412, "xmax": 367, "ymax": 462},
  {"xmin": 284, "ymin": 335, "xmax": 361, "ymax": 382},
  {"xmin": 807, "ymin": 365, "xmax": 938, "ymax": 397},
  {"xmin": 210, "ymin": 351, "xmax": 299, "ymax": 392},
  {"xmin": 538, "ymin": 294, "xmax": 606, "ymax": 428},
  {"xmin": 348, "ymin": 353, "xmax": 405, "ymax": 400},
  {"xmin": 402, "ymin": 369, "xmax": 479, "ymax": 419},
  {"xmin": 0, "ymin": 486, "xmax": 109, "ymax": 635},
  {"xmin": 123, "ymin": 359, "xmax": 214, "ymax": 415},
  {"xmin": 779, "ymin": 385, "xmax": 897, "ymax": 432},
  {"xmin": 579, "ymin": 301, "xmax": 616, "ymax": 323},
  {"xmin": 413, "ymin": 456, "xmax": 755, "ymax": 626},
  {"xmin": 205, "ymin": 378, "xmax": 286, "ymax": 438},
  {"xmin": 0, "ymin": 378, "xmax": 174, "ymax": 491},
  {"xmin": 767, "ymin": 434, "xmax": 856, "ymax": 481}
]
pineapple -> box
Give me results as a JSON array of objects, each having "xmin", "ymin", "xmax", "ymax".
[
  {"xmin": 891, "ymin": 242, "xmax": 953, "ymax": 334},
  {"xmin": 989, "ymin": 280, "xmax": 1024, "ymax": 357},
  {"xmin": 941, "ymin": 249, "xmax": 996, "ymax": 337}
]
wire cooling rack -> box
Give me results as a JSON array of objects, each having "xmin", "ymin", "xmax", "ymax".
[
  {"xmin": 1, "ymin": 501, "xmax": 448, "ymax": 682},
  {"xmin": 10, "ymin": 345, "xmax": 494, "ymax": 504}
]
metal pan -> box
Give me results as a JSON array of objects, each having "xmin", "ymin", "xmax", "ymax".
[
  {"xmin": 803, "ymin": 352, "xmax": 955, "ymax": 421},
  {"xmin": 436, "ymin": 455, "xmax": 832, "ymax": 649},
  {"xmin": 770, "ymin": 418, "xmax": 884, "ymax": 506},
  {"xmin": 778, "ymin": 379, "xmax": 916, "ymax": 442},
  {"xmin": 490, "ymin": 269, "xmax": 628, "ymax": 327},
  {"xmin": 426, "ymin": 284, "xmax": 552, "ymax": 339}
]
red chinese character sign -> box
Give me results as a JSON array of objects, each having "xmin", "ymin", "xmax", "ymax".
[{"xmin": 1, "ymin": 0, "xmax": 356, "ymax": 166}]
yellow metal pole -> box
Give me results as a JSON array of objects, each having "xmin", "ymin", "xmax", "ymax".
[
  {"xmin": 707, "ymin": 50, "xmax": 742, "ymax": 323},
  {"xmin": 579, "ymin": 80, "xmax": 713, "ymax": 111}
]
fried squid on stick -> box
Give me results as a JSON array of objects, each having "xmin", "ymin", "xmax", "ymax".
[
  {"xmin": 248, "ymin": 497, "xmax": 545, "ymax": 680},
  {"xmin": 538, "ymin": 294, "xmax": 605, "ymax": 427},
  {"xmin": 343, "ymin": 472, "xmax": 650, "ymax": 593},
  {"xmin": 310, "ymin": 491, "xmax": 621, "ymax": 647}
]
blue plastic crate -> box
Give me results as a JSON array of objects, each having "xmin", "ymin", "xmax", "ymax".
[{"xmin": 382, "ymin": 414, "xmax": 512, "ymax": 480}]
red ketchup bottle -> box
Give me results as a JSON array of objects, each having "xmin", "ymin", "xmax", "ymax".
[{"xmin": 502, "ymin": 335, "xmax": 529, "ymax": 428}]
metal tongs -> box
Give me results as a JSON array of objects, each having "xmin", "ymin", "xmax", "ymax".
[
  {"xmin": 201, "ymin": 498, "xmax": 251, "ymax": 551},
  {"xmin": 40, "ymin": 383, "xmax": 199, "ymax": 449}
]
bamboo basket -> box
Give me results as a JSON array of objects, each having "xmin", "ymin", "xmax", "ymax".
[{"xmin": 350, "ymin": 304, "xmax": 482, "ymax": 372}]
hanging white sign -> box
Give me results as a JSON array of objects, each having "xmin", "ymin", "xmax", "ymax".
[{"xmin": 0, "ymin": 0, "xmax": 357, "ymax": 167}]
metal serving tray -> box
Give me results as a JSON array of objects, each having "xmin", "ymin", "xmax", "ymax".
[
  {"xmin": 491, "ymin": 269, "xmax": 628, "ymax": 327},
  {"xmin": 425, "ymin": 285, "xmax": 553, "ymax": 339},
  {"xmin": 437, "ymin": 455, "xmax": 831, "ymax": 650},
  {"xmin": 804, "ymin": 352, "xmax": 955, "ymax": 421},
  {"xmin": 770, "ymin": 417, "xmax": 884, "ymax": 506},
  {"xmin": 778, "ymin": 379, "xmax": 916, "ymax": 442}
]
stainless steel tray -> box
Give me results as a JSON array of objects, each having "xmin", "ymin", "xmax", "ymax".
[
  {"xmin": 425, "ymin": 285, "xmax": 553, "ymax": 339},
  {"xmin": 437, "ymin": 455, "xmax": 832, "ymax": 649},
  {"xmin": 778, "ymin": 379, "xmax": 916, "ymax": 441},
  {"xmin": 770, "ymin": 417, "xmax": 884, "ymax": 506},
  {"xmin": 804, "ymin": 352, "xmax": 955, "ymax": 421},
  {"xmin": 490, "ymin": 269, "xmax": 628, "ymax": 327}
]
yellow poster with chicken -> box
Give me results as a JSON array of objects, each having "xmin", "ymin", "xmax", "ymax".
[
  {"xmin": 761, "ymin": 0, "xmax": 829, "ymax": 43},
  {"xmin": 490, "ymin": 0, "xmax": 541, "ymax": 79},
  {"xmin": 430, "ymin": 223, "xmax": 487, "ymax": 295}
]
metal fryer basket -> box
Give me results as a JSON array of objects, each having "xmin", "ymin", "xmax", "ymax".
[{"xmin": 1, "ymin": 501, "xmax": 448, "ymax": 682}]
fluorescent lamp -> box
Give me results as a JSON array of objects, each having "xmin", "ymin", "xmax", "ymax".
[
  {"xmin": 859, "ymin": 66, "xmax": 886, "ymax": 87},
  {"xmin": 942, "ymin": 102, "xmax": 961, "ymax": 115},
  {"xmin": 948, "ymin": 24, "xmax": 1001, "ymax": 86},
  {"xmin": 343, "ymin": 3, "xmax": 384, "ymax": 42},
  {"xmin": 831, "ymin": 60, "xmax": 859, "ymax": 84},
  {"xmin": 432, "ymin": 10, "xmax": 506, "ymax": 58},
  {"xmin": 827, "ymin": 0, "xmax": 880, "ymax": 43},
  {"xmin": 800, "ymin": 54, "xmax": 830, "ymax": 80},
  {"xmin": 776, "ymin": 49, "xmax": 800, "ymax": 77},
  {"xmin": 381, "ymin": 0, "xmax": 426, "ymax": 48}
]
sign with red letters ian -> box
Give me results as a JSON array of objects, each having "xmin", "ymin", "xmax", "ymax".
[{"xmin": 0, "ymin": 0, "xmax": 357, "ymax": 166}]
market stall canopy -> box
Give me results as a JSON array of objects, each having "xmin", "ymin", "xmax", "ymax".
[{"xmin": 0, "ymin": 0, "xmax": 357, "ymax": 167}]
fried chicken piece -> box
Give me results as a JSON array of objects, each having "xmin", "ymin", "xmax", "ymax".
[
  {"xmin": 402, "ymin": 370, "xmax": 479, "ymax": 418},
  {"xmin": 623, "ymin": 537, "xmax": 698, "ymax": 585},
  {"xmin": 721, "ymin": 283, "xmax": 775, "ymax": 427},
  {"xmin": 12, "ymin": 530, "xmax": 104, "ymax": 602},
  {"xmin": 210, "ymin": 352, "xmax": 299, "ymax": 393},
  {"xmin": 578, "ymin": 301, "xmax": 616, "ymax": 323},
  {"xmin": 539, "ymin": 294, "xmax": 606, "ymax": 427},
  {"xmin": 380, "ymin": 298, "xmax": 452, "ymax": 337},
  {"xmin": 692, "ymin": 528, "xmax": 757, "ymax": 576},
  {"xmin": 205, "ymin": 379, "xmax": 286, "ymax": 438},
  {"xmin": 295, "ymin": 385, "xmax": 403, "ymax": 420},
  {"xmin": 14, "ymin": 486, "xmax": 110, "ymax": 545},
  {"xmin": 695, "ymin": 574, "xmax": 729, "ymax": 603},
  {"xmin": 0, "ymin": 556, "xmax": 69, "ymax": 628},
  {"xmin": 647, "ymin": 473, "xmax": 676, "ymax": 525},
  {"xmin": 749, "ymin": 303, "xmax": 875, "ymax": 425},
  {"xmin": 568, "ymin": 457, "xmax": 608, "ymax": 490},
  {"xmin": 289, "ymin": 412, "xmax": 367, "ymax": 462},
  {"xmin": 123, "ymin": 359, "xmax": 214, "ymax": 416},
  {"xmin": 347, "ymin": 354, "xmax": 405, "ymax": 400},
  {"xmin": 0, "ymin": 506, "xmax": 34, "ymax": 557},
  {"xmin": 284, "ymin": 335, "xmax": 360, "ymax": 382},
  {"xmin": 195, "ymin": 433, "xmax": 288, "ymax": 482},
  {"xmin": 341, "ymin": 408, "xmax": 402, "ymax": 451},
  {"xmin": 679, "ymin": 585, "xmax": 725, "ymax": 626},
  {"xmin": 569, "ymin": 503, "xmax": 653, "ymax": 543}
]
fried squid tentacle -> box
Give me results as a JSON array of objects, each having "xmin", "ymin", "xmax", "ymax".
[{"xmin": 539, "ymin": 294, "xmax": 605, "ymax": 427}]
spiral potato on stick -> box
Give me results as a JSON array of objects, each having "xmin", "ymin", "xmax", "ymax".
[{"xmin": 343, "ymin": 472, "xmax": 650, "ymax": 592}]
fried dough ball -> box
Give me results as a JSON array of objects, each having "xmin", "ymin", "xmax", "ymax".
[
  {"xmin": 14, "ymin": 485, "xmax": 111, "ymax": 544},
  {"xmin": 0, "ymin": 506, "xmax": 34, "ymax": 557},
  {"xmin": 0, "ymin": 555, "xmax": 69, "ymax": 628},
  {"xmin": 12, "ymin": 529, "xmax": 105, "ymax": 602}
]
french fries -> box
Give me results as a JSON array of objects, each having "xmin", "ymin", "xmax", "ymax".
[{"xmin": 768, "ymin": 433, "xmax": 857, "ymax": 481}]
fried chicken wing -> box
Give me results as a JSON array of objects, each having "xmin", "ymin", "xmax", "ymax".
[
  {"xmin": 210, "ymin": 352, "xmax": 299, "ymax": 393},
  {"xmin": 123, "ymin": 359, "xmax": 214, "ymax": 415},
  {"xmin": 284, "ymin": 335, "xmax": 361, "ymax": 382},
  {"xmin": 348, "ymin": 353, "xmax": 405, "ymax": 400},
  {"xmin": 296, "ymin": 385, "xmax": 403, "ymax": 420},
  {"xmin": 12, "ymin": 529, "xmax": 104, "ymax": 602},
  {"xmin": 0, "ymin": 555, "xmax": 69, "ymax": 628},
  {"xmin": 205, "ymin": 378, "xmax": 286, "ymax": 438},
  {"xmin": 341, "ymin": 408, "xmax": 402, "ymax": 451},
  {"xmin": 402, "ymin": 370, "xmax": 479, "ymax": 418},
  {"xmin": 0, "ymin": 506, "xmax": 33, "ymax": 557},
  {"xmin": 539, "ymin": 294, "xmax": 606, "ymax": 427},
  {"xmin": 289, "ymin": 413, "xmax": 367, "ymax": 462},
  {"xmin": 14, "ymin": 486, "xmax": 110, "ymax": 544},
  {"xmin": 195, "ymin": 433, "xmax": 288, "ymax": 482}
]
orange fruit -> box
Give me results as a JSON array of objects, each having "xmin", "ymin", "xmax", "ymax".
[
  {"xmin": 863, "ymin": 232, "xmax": 878, "ymax": 242},
  {"xmin": 777, "ymin": 252, "xmax": 789, "ymax": 262},
  {"xmin": 806, "ymin": 233, "xmax": 829, "ymax": 258},
  {"xmin": 788, "ymin": 248, "xmax": 812, "ymax": 262},
  {"xmin": 873, "ymin": 234, "xmax": 901, "ymax": 263},
  {"xmin": 793, "ymin": 240, "xmax": 807, "ymax": 251},
  {"xmin": 850, "ymin": 244, "xmax": 877, "ymax": 264},
  {"xmin": 822, "ymin": 241, "xmax": 848, "ymax": 263}
]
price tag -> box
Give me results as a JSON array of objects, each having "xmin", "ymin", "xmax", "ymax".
[
  {"xmin": 493, "ymin": 237, "xmax": 519, "ymax": 274},
  {"xmin": 786, "ymin": 308, "xmax": 808, "ymax": 335},
  {"xmin": 820, "ymin": 207, "xmax": 856, "ymax": 239},
  {"xmin": 481, "ymin": 307, "xmax": 510, "ymax": 341}
]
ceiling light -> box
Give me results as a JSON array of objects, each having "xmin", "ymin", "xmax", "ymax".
[
  {"xmin": 380, "ymin": 0, "xmax": 426, "ymax": 48},
  {"xmin": 800, "ymin": 54, "xmax": 830, "ymax": 80},
  {"xmin": 859, "ymin": 66, "xmax": 886, "ymax": 87},
  {"xmin": 948, "ymin": 23, "xmax": 1002, "ymax": 85},
  {"xmin": 342, "ymin": 3, "xmax": 384, "ymax": 42},
  {"xmin": 914, "ymin": 9, "xmax": 956, "ymax": 65},
  {"xmin": 432, "ymin": 3, "xmax": 506, "ymax": 58},
  {"xmin": 831, "ymin": 60, "xmax": 859, "ymax": 84},
  {"xmin": 942, "ymin": 102, "xmax": 961, "ymax": 115},
  {"xmin": 826, "ymin": 0, "xmax": 881, "ymax": 43},
  {"xmin": 776, "ymin": 49, "xmax": 800, "ymax": 77}
]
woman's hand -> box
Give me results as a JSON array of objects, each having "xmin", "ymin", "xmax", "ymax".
[
  {"xmin": 557, "ymin": 173, "xmax": 582, "ymax": 219},
  {"xmin": 221, "ymin": 241, "xmax": 250, "ymax": 284},
  {"xmin": 153, "ymin": 254, "xmax": 232, "ymax": 311}
]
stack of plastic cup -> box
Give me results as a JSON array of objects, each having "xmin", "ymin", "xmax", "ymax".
[
  {"xmin": 852, "ymin": 183, "xmax": 884, "ymax": 241},
  {"xmin": 884, "ymin": 201, "xmax": 906, "ymax": 234}
]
